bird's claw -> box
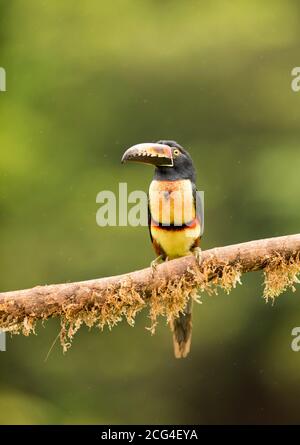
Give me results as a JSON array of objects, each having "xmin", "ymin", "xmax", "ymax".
[
  {"xmin": 192, "ymin": 247, "xmax": 202, "ymax": 267},
  {"xmin": 151, "ymin": 255, "xmax": 165, "ymax": 275}
]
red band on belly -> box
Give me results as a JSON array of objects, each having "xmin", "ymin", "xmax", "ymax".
[{"xmin": 151, "ymin": 217, "xmax": 199, "ymax": 231}]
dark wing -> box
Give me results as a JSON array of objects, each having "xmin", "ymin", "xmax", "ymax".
[
  {"xmin": 192, "ymin": 183, "xmax": 204, "ymax": 236},
  {"xmin": 147, "ymin": 194, "xmax": 153, "ymax": 243}
]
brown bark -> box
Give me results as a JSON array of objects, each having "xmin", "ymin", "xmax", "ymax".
[{"xmin": 0, "ymin": 233, "xmax": 300, "ymax": 334}]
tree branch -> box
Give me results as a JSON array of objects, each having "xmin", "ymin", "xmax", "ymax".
[{"xmin": 1, "ymin": 233, "xmax": 300, "ymax": 348}]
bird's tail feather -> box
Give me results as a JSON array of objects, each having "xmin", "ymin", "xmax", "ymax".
[{"xmin": 170, "ymin": 299, "xmax": 193, "ymax": 359}]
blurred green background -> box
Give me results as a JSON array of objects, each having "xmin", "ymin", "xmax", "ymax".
[{"xmin": 1, "ymin": 0, "xmax": 300, "ymax": 425}]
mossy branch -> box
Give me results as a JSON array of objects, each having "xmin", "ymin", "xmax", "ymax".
[{"xmin": 1, "ymin": 233, "xmax": 300, "ymax": 351}]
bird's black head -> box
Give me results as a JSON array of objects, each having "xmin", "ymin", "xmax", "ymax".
[
  {"xmin": 154, "ymin": 140, "xmax": 196, "ymax": 183},
  {"xmin": 121, "ymin": 140, "xmax": 196, "ymax": 183}
]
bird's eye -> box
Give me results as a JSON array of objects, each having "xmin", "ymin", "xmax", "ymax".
[{"xmin": 173, "ymin": 149, "xmax": 180, "ymax": 156}]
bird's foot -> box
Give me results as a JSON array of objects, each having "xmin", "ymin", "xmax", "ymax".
[
  {"xmin": 151, "ymin": 255, "xmax": 165, "ymax": 275},
  {"xmin": 192, "ymin": 247, "xmax": 202, "ymax": 267}
]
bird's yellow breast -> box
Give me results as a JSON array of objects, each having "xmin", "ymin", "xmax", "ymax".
[{"xmin": 150, "ymin": 224, "xmax": 201, "ymax": 259}]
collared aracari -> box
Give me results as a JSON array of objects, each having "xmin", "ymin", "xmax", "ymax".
[{"xmin": 122, "ymin": 140, "xmax": 203, "ymax": 358}]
